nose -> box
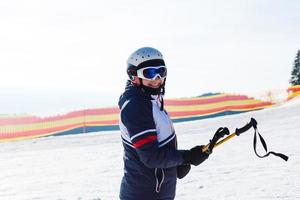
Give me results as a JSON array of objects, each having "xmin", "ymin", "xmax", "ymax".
[{"xmin": 153, "ymin": 76, "xmax": 164, "ymax": 83}]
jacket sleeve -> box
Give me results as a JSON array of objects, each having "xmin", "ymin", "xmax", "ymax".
[{"xmin": 121, "ymin": 98, "xmax": 186, "ymax": 168}]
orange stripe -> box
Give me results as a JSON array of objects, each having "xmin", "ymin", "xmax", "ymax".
[
  {"xmin": 64, "ymin": 108, "xmax": 119, "ymax": 117},
  {"xmin": 85, "ymin": 120, "xmax": 119, "ymax": 125},
  {"xmin": 287, "ymin": 85, "xmax": 300, "ymax": 92},
  {"xmin": 290, "ymin": 87, "xmax": 300, "ymax": 92}
]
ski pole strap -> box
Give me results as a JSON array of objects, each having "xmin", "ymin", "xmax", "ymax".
[
  {"xmin": 253, "ymin": 127, "xmax": 289, "ymax": 161},
  {"xmin": 235, "ymin": 118, "xmax": 257, "ymax": 136},
  {"xmin": 207, "ymin": 127, "xmax": 230, "ymax": 154}
]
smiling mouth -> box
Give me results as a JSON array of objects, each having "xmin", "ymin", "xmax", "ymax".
[{"xmin": 150, "ymin": 84, "xmax": 160, "ymax": 88}]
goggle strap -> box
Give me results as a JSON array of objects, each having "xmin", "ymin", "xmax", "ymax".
[{"xmin": 136, "ymin": 59, "xmax": 165, "ymax": 69}]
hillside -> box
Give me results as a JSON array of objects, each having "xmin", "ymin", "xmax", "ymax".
[{"xmin": 0, "ymin": 98, "xmax": 299, "ymax": 199}]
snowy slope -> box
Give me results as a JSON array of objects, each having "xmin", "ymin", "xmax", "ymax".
[{"xmin": 0, "ymin": 98, "xmax": 299, "ymax": 200}]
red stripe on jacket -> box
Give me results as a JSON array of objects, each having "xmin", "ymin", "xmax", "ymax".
[{"xmin": 133, "ymin": 135, "xmax": 157, "ymax": 148}]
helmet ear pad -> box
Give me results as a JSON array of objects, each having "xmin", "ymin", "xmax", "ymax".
[
  {"xmin": 131, "ymin": 76, "xmax": 141, "ymax": 85},
  {"xmin": 127, "ymin": 65, "xmax": 137, "ymax": 81}
]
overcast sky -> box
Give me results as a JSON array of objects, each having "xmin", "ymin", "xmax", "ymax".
[{"xmin": 0, "ymin": 0, "xmax": 299, "ymax": 114}]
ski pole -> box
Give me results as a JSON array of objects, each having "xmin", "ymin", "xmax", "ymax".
[
  {"xmin": 203, "ymin": 118, "xmax": 257, "ymax": 153},
  {"xmin": 202, "ymin": 118, "xmax": 288, "ymax": 161}
]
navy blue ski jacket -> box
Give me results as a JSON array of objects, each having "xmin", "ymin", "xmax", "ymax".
[{"xmin": 118, "ymin": 82, "xmax": 186, "ymax": 200}]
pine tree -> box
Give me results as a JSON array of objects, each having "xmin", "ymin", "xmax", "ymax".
[{"xmin": 289, "ymin": 50, "xmax": 300, "ymax": 85}]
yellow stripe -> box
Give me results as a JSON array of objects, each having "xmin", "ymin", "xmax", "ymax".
[
  {"xmin": 288, "ymin": 91, "xmax": 300, "ymax": 100},
  {"xmin": 85, "ymin": 122, "xmax": 117, "ymax": 126},
  {"xmin": 165, "ymin": 99, "xmax": 263, "ymax": 112}
]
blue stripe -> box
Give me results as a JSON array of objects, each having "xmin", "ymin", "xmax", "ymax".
[
  {"xmin": 171, "ymin": 110, "xmax": 258, "ymax": 123},
  {"xmin": 48, "ymin": 125, "xmax": 119, "ymax": 137}
]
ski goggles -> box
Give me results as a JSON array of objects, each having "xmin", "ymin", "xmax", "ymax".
[{"xmin": 136, "ymin": 66, "xmax": 167, "ymax": 80}]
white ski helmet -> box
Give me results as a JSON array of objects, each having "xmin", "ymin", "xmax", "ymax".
[{"xmin": 126, "ymin": 47, "xmax": 166, "ymax": 80}]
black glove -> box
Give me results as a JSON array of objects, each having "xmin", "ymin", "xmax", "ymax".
[
  {"xmin": 176, "ymin": 164, "xmax": 191, "ymax": 179},
  {"xmin": 183, "ymin": 145, "xmax": 209, "ymax": 166}
]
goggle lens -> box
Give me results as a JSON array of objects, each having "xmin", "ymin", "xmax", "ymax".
[{"xmin": 141, "ymin": 67, "xmax": 167, "ymax": 80}]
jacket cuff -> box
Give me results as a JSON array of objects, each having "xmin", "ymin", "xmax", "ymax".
[{"xmin": 181, "ymin": 150, "xmax": 192, "ymax": 165}]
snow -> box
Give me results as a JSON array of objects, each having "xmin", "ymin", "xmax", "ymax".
[{"xmin": 0, "ymin": 98, "xmax": 300, "ymax": 200}]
